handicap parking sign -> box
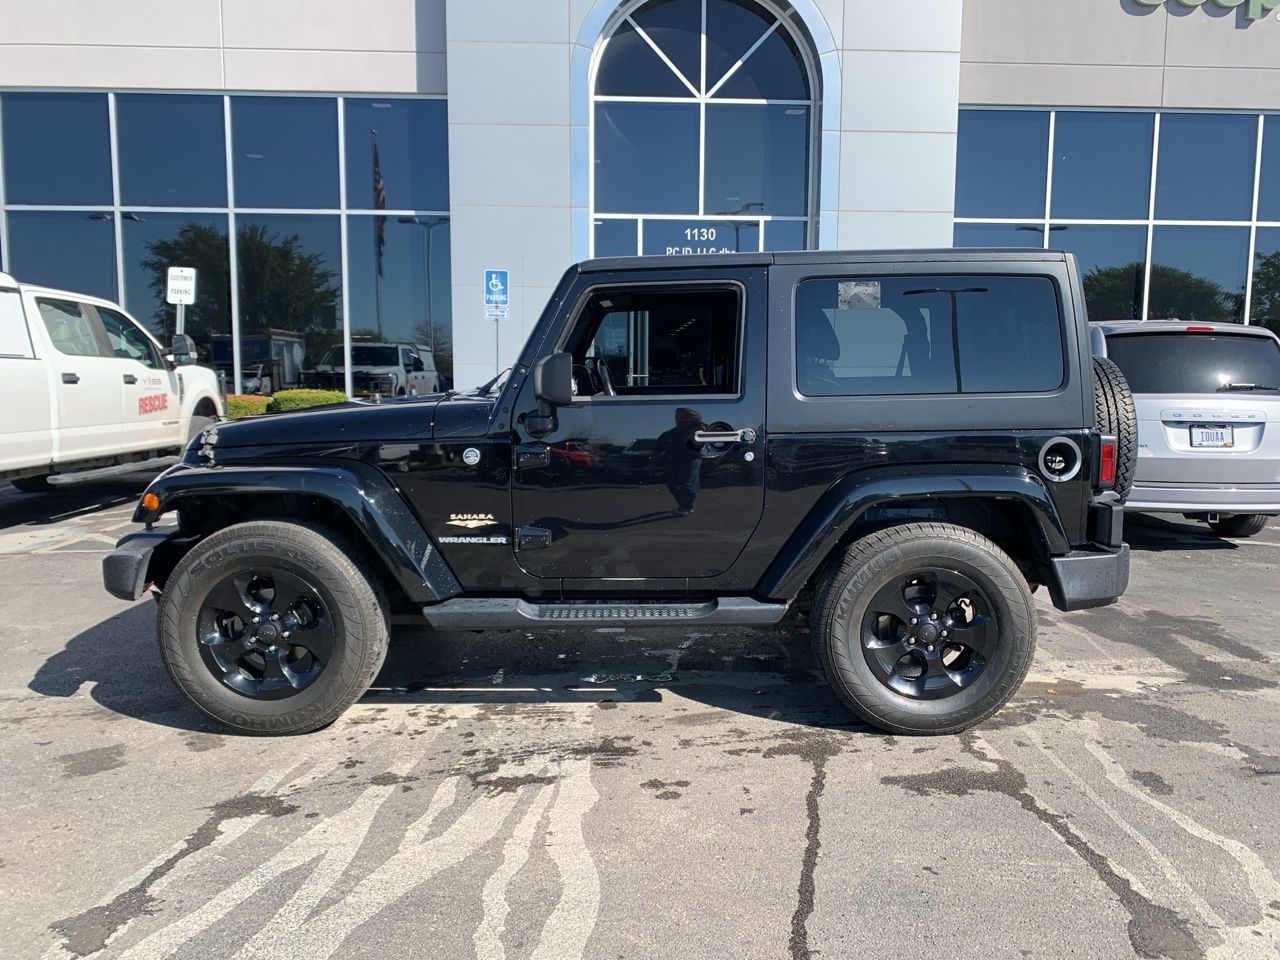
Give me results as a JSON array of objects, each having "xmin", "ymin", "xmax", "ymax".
[{"xmin": 484, "ymin": 269, "xmax": 509, "ymax": 307}]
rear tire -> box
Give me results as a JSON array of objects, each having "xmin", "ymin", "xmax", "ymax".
[
  {"xmin": 1092, "ymin": 356, "xmax": 1138, "ymax": 500},
  {"xmin": 1208, "ymin": 514, "xmax": 1270, "ymax": 539},
  {"xmin": 11, "ymin": 474, "xmax": 52, "ymax": 493},
  {"xmin": 811, "ymin": 522, "xmax": 1035, "ymax": 735},
  {"xmin": 158, "ymin": 520, "xmax": 389, "ymax": 735}
]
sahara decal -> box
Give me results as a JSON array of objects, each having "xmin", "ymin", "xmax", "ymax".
[{"xmin": 447, "ymin": 513, "xmax": 497, "ymax": 529}]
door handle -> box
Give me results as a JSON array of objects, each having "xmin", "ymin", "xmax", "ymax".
[
  {"xmin": 123, "ymin": 374, "xmax": 137, "ymax": 384},
  {"xmin": 693, "ymin": 427, "xmax": 756, "ymax": 444},
  {"xmin": 61, "ymin": 372, "xmax": 80, "ymax": 385},
  {"xmin": 515, "ymin": 444, "xmax": 551, "ymax": 469}
]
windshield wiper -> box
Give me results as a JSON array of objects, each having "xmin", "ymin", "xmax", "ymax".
[{"xmin": 1217, "ymin": 382, "xmax": 1280, "ymax": 392}]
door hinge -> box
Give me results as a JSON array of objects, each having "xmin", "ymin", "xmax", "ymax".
[
  {"xmin": 515, "ymin": 444, "xmax": 551, "ymax": 469},
  {"xmin": 515, "ymin": 526, "xmax": 552, "ymax": 551}
]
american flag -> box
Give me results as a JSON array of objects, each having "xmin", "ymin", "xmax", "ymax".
[{"xmin": 372, "ymin": 131, "xmax": 386, "ymax": 278}]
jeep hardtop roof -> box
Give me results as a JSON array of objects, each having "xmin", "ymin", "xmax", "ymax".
[{"xmin": 579, "ymin": 248, "xmax": 1073, "ymax": 273}]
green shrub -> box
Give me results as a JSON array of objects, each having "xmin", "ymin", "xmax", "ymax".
[
  {"xmin": 266, "ymin": 389, "xmax": 349, "ymax": 413},
  {"xmin": 225, "ymin": 394, "xmax": 272, "ymax": 419}
]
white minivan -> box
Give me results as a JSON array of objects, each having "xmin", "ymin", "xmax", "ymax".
[{"xmin": 0, "ymin": 272, "xmax": 223, "ymax": 492}]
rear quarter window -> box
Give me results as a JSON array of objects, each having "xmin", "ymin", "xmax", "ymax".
[
  {"xmin": 794, "ymin": 274, "xmax": 1065, "ymax": 397},
  {"xmin": 1105, "ymin": 333, "xmax": 1280, "ymax": 395}
]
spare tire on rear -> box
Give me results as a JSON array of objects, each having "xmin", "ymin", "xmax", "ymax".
[{"xmin": 1091, "ymin": 356, "xmax": 1137, "ymax": 500}]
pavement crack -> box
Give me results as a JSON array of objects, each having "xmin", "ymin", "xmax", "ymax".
[{"xmin": 48, "ymin": 792, "xmax": 298, "ymax": 957}]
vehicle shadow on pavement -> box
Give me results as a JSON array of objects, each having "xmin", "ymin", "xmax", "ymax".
[
  {"xmin": 0, "ymin": 478, "xmax": 148, "ymax": 531},
  {"xmin": 1124, "ymin": 513, "xmax": 1247, "ymax": 553}
]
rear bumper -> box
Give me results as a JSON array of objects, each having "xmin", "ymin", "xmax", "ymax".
[
  {"xmin": 1046, "ymin": 544, "xmax": 1130, "ymax": 612},
  {"xmin": 1126, "ymin": 481, "xmax": 1280, "ymax": 514},
  {"xmin": 102, "ymin": 529, "xmax": 185, "ymax": 601}
]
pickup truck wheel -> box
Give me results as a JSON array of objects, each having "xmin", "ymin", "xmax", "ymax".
[
  {"xmin": 11, "ymin": 474, "xmax": 53, "ymax": 493},
  {"xmin": 187, "ymin": 415, "xmax": 216, "ymax": 443},
  {"xmin": 811, "ymin": 522, "xmax": 1035, "ymax": 735},
  {"xmin": 157, "ymin": 520, "xmax": 389, "ymax": 735},
  {"xmin": 1208, "ymin": 514, "xmax": 1269, "ymax": 539}
]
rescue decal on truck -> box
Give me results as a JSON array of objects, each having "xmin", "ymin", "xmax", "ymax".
[{"xmin": 138, "ymin": 393, "xmax": 169, "ymax": 415}]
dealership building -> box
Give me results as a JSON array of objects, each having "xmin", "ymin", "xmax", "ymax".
[{"xmin": 0, "ymin": 0, "xmax": 1277, "ymax": 390}]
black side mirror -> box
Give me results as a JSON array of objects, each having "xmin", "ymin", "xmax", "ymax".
[
  {"xmin": 170, "ymin": 334, "xmax": 197, "ymax": 365},
  {"xmin": 529, "ymin": 351, "xmax": 573, "ymax": 435}
]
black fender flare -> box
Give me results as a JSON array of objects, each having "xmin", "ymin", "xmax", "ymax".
[
  {"xmin": 756, "ymin": 464, "xmax": 1070, "ymax": 600},
  {"xmin": 134, "ymin": 462, "xmax": 461, "ymax": 603}
]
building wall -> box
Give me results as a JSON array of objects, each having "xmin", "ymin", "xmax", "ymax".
[
  {"xmin": 961, "ymin": 0, "xmax": 1280, "ymax": 110},
  {"xmin": 0, "ymin": 0, "xmax": 448, "ymax": 94},
  {"xmin": 444, "ymin": 0, "xmax": 964, "ymax": 388}
]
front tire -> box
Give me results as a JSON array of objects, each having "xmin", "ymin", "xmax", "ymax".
[
  {"xmin": 811, "ymin": 522, "xmax": 1035, "ymax": 735},
  {"xmin": 1208, "ymin": 514, "xmax": 1270, "ymax": 539},
  {"xmin": 158, "ymin": 520, "xmax": 389, "ymax": 735}
]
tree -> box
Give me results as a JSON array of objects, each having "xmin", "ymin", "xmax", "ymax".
[
  {"xmin": 1251, "ymin": 247, "xmax": 1280, "ymax": 336},
  {"xmin": 140, "ymin": 222, "xmax": 231, "ymax": 340},
  {"xmin": 1083, "ymin": 261, "xmax": 1236, "ymax": 323}
]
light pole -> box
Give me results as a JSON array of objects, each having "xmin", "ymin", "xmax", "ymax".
[
  {"xmin": 713, "ymin": 201, "xmax": 764, "ymax": 252},
  {"xmin": 398, "ymin": 215, "xmax": 448, "ymax": 356},
  {"xmin": 903, "ymin": 286, "xmax": 988, "ymax": 392}
]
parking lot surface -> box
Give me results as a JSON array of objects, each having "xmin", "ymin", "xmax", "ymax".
[{"xmin": 1, "ymin": 477, "xmax": 1278, "ymax": 960}]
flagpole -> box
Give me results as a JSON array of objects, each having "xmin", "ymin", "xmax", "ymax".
[{"xmin": 372, "ymin": 129, "xmax": 384, "ymax": 340}]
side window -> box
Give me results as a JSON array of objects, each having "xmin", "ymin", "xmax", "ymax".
[
  {"xmin": 794, "ymin": 275, "xmax": 1064, "ymax": 397},
  {"xmin": 37, "ymin": 298, "xmax": 101, "ymax": 358},
  {"xmin": 563, "ymin": 287, "xmax": 740, "ymax": 397},
  {"xmin": 0, "ymin": 291, "xmax": 35, "ymax": 358},
  {"xmin": 97, "ymin": 307, "xmax": 162, "ymax": 368}
]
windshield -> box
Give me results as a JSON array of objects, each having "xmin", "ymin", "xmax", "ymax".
[
  {"xmin": 1106, "ymin": 333, "xmax": 1280, "ymax": 395},
  {"xmin": 318, "ymin": 345, "xmax": 400, "ymax": 367}
]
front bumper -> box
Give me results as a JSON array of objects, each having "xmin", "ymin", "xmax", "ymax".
[
  {"xmin": 1126, "ymin": 481, "xmax": 1280, "ymax": 515},
  {"xmin": 102, "ymin": 528, "xmax": 183, "ymax": 601}
]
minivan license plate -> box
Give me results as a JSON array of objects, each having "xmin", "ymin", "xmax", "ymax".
[{"xmin": 1191, "ymin": 425, "xmax": 1233, "ymax": 448}]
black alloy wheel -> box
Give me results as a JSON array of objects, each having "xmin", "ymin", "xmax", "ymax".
[
  {"xmin": 861, "ymin": 568, "xmax": 995, "ymax": 700},
  {"xmin": 196, "ymin": 567, "xmax": 336, "ymax": 699}
]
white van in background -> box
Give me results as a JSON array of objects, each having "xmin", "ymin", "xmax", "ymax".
[{"xmin": 0, "ymin": 272, "xmax": 223, "ymax": 492}]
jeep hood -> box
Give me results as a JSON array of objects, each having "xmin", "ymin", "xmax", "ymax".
[{"xmin": 204, "ymin": 387, "xmax": 505, "ymax": 451}]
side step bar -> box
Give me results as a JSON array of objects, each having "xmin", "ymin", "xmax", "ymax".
[
  {"xmin": 47, "ymin": 455, "xmax": 179, "ymax": 486},
  {"xmin": 422, "ymin": 597, "xmax": 789, "ymax": 630}
]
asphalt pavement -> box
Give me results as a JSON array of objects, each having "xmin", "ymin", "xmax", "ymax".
[{"xmin": 1, "ymin": 475, "xmax": 1278, "ymax": 960}]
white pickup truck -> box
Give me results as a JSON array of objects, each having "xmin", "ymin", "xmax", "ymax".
[{"xmin": 0, "ymin": 272, "xmax": 223, "ymax": 492}]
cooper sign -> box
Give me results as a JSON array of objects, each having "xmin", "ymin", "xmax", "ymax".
[{"xmin": 1134, "ymin": 0, "xmax": 1279, "ymax": 18}]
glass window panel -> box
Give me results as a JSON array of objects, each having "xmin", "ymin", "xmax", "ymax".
[
  {"xmin": 344, "ymin": 99, "xmax": 450, "ymax": 211},
  {"xmin": 704, "ymin": 104, "xmax": 808, "ymax": 217},
  {"xmin": 1051, "ymin": 111, "xmax": 1153, "ymax": 220},
  {"xmin": 952, "ymin": 222, "xmax": 1044, "ymax": 248},
  {"xmin": 705, "ymin": 0, "xmax": 775, "ymax": 95},
  {"xmin": 1251, "ymin": 228, "xmax": 1280, "ymax": 337},
  {"xmin": 1, "ymin": 93, "xmax": 111, "ymax": 204},
  {"xmin": 97, "ymin": 306, "xmax": 162, "ymax": 369},
  {"xmin": 955, "ymin": 110, "xmax": 1049, "ymax": 219},
  {"xmin": 1106, "ymin": 333, "xmax": 1280, "ymax": 396},
  {"xmin": 116, "ymin": 94, "xmax": 227, "ymax": 207},
  {"xmin": 37, "ymin": 299, "xmax": 101, "ymax": 358},
  {"xmin": 1258, "ymin": 117, "xmax": 1280, "ymax": 223},
  {"xmin": 795, "ymin": 275, "xmax": 1063, "ymax": 396},
  {"xmin": 346, "ymin": 214, "xmax": 451, "ymax": 388},
  {"xmin": 593, "ymin": 219, "xmax": 639, "ymax": 257},
  {"xmin": 630, "ymin": 0, "xmax": 702, "ymax": 91},
  {"xmin": 1051, "ymin": 223, "xmax": 1147, "ymax": 321},
  {"xmin": 595, "ymin": 19, "xmax": 693, "ymax": 97},
  {"xmin": 642, "ymin": 219, "xmax": 757, "ymax": 255},
  {"xmin": 237, "ymin": 215, "xmax": 343, "ymax": 390},
  {"xmin": 6, "ymin": 212, "xmax": 117, "ymax": 300},
  {"xmin": 594, "ymin": 102, "xmax": 699, "ymax": 214},
  {"xmin": 1155, "ymin": 113, "xmax": 1256, "ymax": 221},
  {"xmin": 765, "ymin": 220, "xmax": 805, "ymax": 251},
  {"xmin": 713, "ymin": 25, "xmax": 809, "ymax": 100},
  {"xmin": 121, "ymin": 213, "xmax": 230, "ymax": 365},
  {"xmin": 0, "ymin": 288, "xmax": 35, "ymax": 358},
  {"xmin": 1149, "ymin": 225, "xmax": 1249, "ymax": 324},
  {"xmin": 231, "ymin": 97, "xmax": 339, "ymax": 209}
]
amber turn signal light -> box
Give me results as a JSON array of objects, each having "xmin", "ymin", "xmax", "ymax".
[{"xmin": 141, "ymin": 492, "xmax": 160, "ymax": 512}]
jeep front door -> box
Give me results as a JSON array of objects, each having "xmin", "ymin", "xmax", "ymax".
[{"xmin": 510, "ymin": 274, "xmax": 766, "ymax": 581}]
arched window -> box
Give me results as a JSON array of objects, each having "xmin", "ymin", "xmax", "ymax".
[{"xmin": 590, "ymin": 0, "xmax": 816, "ymax": 257}]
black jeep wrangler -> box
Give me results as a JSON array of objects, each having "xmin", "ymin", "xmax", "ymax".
[{"xmin": 104, "ymin": 250, "xmax": 1134, "ymax": 736}]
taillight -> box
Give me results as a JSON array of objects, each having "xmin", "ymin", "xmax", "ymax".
[{"xmin": 1099, "ymin": 435, "xmax": 1118, "ymax": 489}]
